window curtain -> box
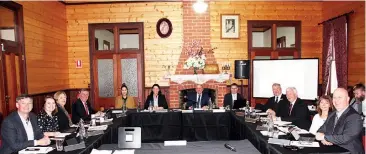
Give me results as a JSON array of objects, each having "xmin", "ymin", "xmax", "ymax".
[{"xmin": 322, "ymin": 16, "xmax": 348, "ymax": 95}]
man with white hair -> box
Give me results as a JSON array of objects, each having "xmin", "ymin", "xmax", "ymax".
[
  {"xmin": 316, "ymin": 88, "xmax": 363, "ymax": 154},
  {"xmin": 268, "ymin": 87, "xmax": 311, "ymax": 129}
]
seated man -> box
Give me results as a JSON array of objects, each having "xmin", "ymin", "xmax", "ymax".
[
  {"xmin": 268, "ymin": 87, "xmax": 311, "ymax": 130},
  {"xmin": 316, "ymin": 88, "xmax": 363, "ymax": 154},
  {"xmin": 349, "ymin": 83, "xmax": 365, "ymax": 115},
  {"xmin": 263, "ymin": 83, "xmax": 287, "ymax": 112},
  {"xmin": 0, "ymin": 95, "xmax": 50, "ymax": 154},
  {"xmin": 186, "ymin": 84, "xmax": 210, "ymax": 109},
  {"xmin": 223, "ymin": 83, "xmax": 246, "ymax": 109},
  {"xmin": 72, "ymin": 89, "xmax": 102, "ymax": 124}
]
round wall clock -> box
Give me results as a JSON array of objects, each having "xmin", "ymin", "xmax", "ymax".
[{"xmin": 156, "ymin": 18, "xmax": 172, "ymax": 38}]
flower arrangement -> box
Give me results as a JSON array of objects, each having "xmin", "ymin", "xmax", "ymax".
[{"xmin": 183, "ymin": 40, "xmax": 216, "ymax": 74}]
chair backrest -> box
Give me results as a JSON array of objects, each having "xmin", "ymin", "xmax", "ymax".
[{"xmin": 118, "ymin": 127, "xmax": 141, "ymax": 149}]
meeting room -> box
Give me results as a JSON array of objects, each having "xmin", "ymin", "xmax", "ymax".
[{"xmin": 0, "ymin": 0, "xmax": 365, "ymax": 154}]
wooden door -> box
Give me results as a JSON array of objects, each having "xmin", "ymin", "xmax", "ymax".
[{"xmin": 0, "ymin": 2, "xmax": 26, "ymax": 116}]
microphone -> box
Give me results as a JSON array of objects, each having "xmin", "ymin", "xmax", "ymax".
[{"xmin": 224, "ymin": 143, "xmax": 236, "ymax": 152}]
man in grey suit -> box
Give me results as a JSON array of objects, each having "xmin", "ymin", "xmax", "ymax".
[
  {"xmin": 0, "ymin": 95, "xmax": 51, "ymax": 154},
  {"xmin": 316, "ymin": 88, "xmax": 363, "ymax": 154}
]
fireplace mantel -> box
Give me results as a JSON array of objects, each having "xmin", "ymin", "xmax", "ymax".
[{"xmin": 166, "ymin": 74, "xmax": 230, "ymax": 84}]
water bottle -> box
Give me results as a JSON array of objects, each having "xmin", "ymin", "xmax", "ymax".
[
  {"xmin": 149, "ymin": 100, "xmax": 153, "ymax": 112},
  {"xmin": 79, "ymin": 119, "xmax": 87, "ymax": 139},
  {"xmin": 208, "ymin": 98, "xmax": 213, "ymax": 110},
  {"xmin": 245, "ymin": 101, "xmax": 250, "ymax": 117},
  {"xmin": 267, "ymin": 114, "xmax": 274, "ymax": 137}
]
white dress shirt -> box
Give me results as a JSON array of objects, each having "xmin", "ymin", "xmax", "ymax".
[
  {"xmin": 274, "ymin": 95, "xmax": 282, "ymax": 103},
  {"xmin": 232, "ymin": 93, "xmax": 237, "ymax": 105},
  {"xmin": 18, "ymin": 112, "xmax": 34, "ymax": 141},
  {"xmin": 153, "ymin": 95, "xmax": 158, "ymax": 107},
  {"xmin": 309, "ymin": 114, "xmax": 326, "ymax": 135}
]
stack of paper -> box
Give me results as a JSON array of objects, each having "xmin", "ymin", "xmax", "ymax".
[
  {"xmin": 273, "ymin": 121, "xmax": 292, "ymax": 126},
  {"xmin": 55, "ymin": 133, "xmax": 71, "ymax": 138},
  {"xmin": 113, "ymin": 150, "xmax": 135, "ymax": 154},
  {"xmin": 112, "ymin": 110, "xmax": 123, "ymax": 114},
  {"xmin": 90, "ymin": 149, "xmax": 112, "ymax": 154},
  {"xmin": 290, "ymin": 141, "xmax": 320, "ymax": 147},
  {"xmin": 88, "ymin": 125, "xmax": 108, "ymax": 131},
  {"xmin": 19, "ymin": 147, "xmax": 53, "ymax": 154},
  {"xmin": 260, "ymin": 131, "xmax": 286, "ymax": 136}
]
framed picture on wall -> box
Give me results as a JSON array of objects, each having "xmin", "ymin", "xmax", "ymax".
[
  {"xmin": 103, "ymin": 40, "xmax": 110, "ymax": 50},
  {"xmin": 221, "ymin": 14, "xmax": 240, "ymax": 39}
]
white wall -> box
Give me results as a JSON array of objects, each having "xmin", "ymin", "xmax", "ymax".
[
  {"xmin": 0, "ymin": 29, "xmax": 15, "ymax": 41},
  {"xmin": 263, "ymin": 29, "xmax": 271, "ymax": 47},
  {"xmin": 119, "ymin": 34, "xmax": 139, "ymax": 49},
  {"xmin": 95, "ymin": 30, "xmax": 114, "ymax": 50},
  {"xmin": 252, "ymin": 32, "xmax": 264, "ymax": 47},
  {"xmin": 277, "ymin": 27, "xmax": 295, "ymax": 47}
]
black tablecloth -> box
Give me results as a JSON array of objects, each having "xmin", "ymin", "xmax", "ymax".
[
  {"xmin": 232, "ymin": 112, "xmax": 350, "ymax": 154},
  {"xmin": 127, "ymin": 111, "xmax": 182, "ymax": 142}
]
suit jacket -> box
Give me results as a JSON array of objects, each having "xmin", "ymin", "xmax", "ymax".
[
  {"xmin": 263, "ymin": 94, "xmax": 287, "ymax": 112},
  {"xmin": 318, "ymin": 107, "xmax": 363, "ymax": 154},
  {"xmin": 223, "ymin": 93, "xmax": 246, "ymax": 109},
  {"xmin": 0, "ymin": 112, "xmax": 44, "ymax": 154},
  {"xmin": 144, "ymin": 94, "xmax": 168, "ymax": 109},
  {"xmin": 186, "ymin": 92, "xmax": 210, "ymax": 108},
  {"xmin": 349, "ymin": 98, "xmax": 363, "ymax": 115},
  {"xmin": 276, "ymin": 98, "xmax": 311, "ymax": 130},
  {"xmin": 72, "ymin": 99, "xmax": 96, "ymax": 124}
]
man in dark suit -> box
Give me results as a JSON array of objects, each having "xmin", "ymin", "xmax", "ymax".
[
  {"xmin": 72, "ymin": 89, "xmax": 102, "ymax": 124},
  {"xmin": 349, "ymin": 83, "xmax": 365, "ymax": 115},
  {"xmin": 0, "ymin": 95, "xmax": 50, "ymax": 154},
  {"xmin": 223, "ymin": 83, "xmax": 246, "ymax": 109},
  {"xmin": 269, "ymin": 87, "xmax": 311, "ymax": 130},
  {"xmin": 186, "ymin": 84, "xmax": 210, "ymax": 109},
  {"xmin": 316, "ymin": 88, "xmax": 363, "ymax": 154},
  {"xmin": 263, "ymin": 83, "xmax": 287, "ymax": 112}
]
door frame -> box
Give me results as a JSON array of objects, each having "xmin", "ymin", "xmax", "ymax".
[
  {"xmin": 88, "ymin": 22, "xmax": 145, "ymax": 109},
  {"xmin": 0, "ymin": 1, "xmax": 27, "ymax": 116}
]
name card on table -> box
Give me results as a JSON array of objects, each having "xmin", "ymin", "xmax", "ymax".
[
  {"xmin": 164, "ymin": 140, "xmax": 187, "ymax": 146},
  {"xmin": 19, "ymin": 147, "xmax": 53, "ymax": 154},
  {"xmin": 212, "ymin": 109, "xmax": 225, "ymax": 113},
  {"xmin": 112, "ymin": 110, "xmax": 123, "ymax": 114},
  {"xmin": 182, "ymin": 110, "xmax": 193, "ymax": 113}
]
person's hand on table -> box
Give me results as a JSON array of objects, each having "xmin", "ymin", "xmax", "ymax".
[
  {"xmin": 202, "ymin": 106, "xmax": 208, "ymax": 110},
  {"xmin": 321, "ymin": 140, "xmax": 333, "ymax": 146},
  {"xmin": 266, "ymin": 109, "xmax": 275, "ymax": 116},
  {"xmin": 35, "ymin": 136, "xmax": 51, "ymax": 146},
  {"xmin": 315, "ymin": 132, "xmax": 325, "ymax": 141},
  {"xmin": 188, "ymin": 106, "xmax": 193, "ymax": 110}
]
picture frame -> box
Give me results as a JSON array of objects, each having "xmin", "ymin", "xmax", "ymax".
[{"xmin": 221, "ymin": 14, "xmax": 240, "ymax": 39}]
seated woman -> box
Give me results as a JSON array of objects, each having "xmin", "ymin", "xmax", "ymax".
[
  {"xmin": 37, "ymin": 96, "xmax": 60, "ymax": 136},
  {"xmin": 54, "ymin": 91, "xmax": 73, "ymax": 132},
  {"xmin": 144, "ymin": 84, "xmax": 168, "ymax": 110},
  {"xmin": 309, "ymin": 95, "xmax": 332, "ymax": 135},
  {"xmin": 115, "ymin": 83, "xmax": 136, "ymax": 109}
]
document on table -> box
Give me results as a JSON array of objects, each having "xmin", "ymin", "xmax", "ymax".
[
  {"xmin": 88, "ymin": 125, "xmax": 108, "ymax": 131},
  {"xmin": 55, "ymin": 133, "xmax": 71, "ymax": 138},
  {"xmin": 19, "ymin": 147, "xmax": 53, "ymax": 154},
  {"xmin": 273, "ymin": 121, "xmax": 292, "ymax": 126},
  {"xmin": 113, "ymin": 150, "xmax": 135, "ymax": 154},
  {"xmin": 112, "ymin": 110, "xmax": 123, "ymax": 113},
  {"xmin": 90, "ymin": 149, "xmax": 112, "ymax": 154},
  {"xmin": 182, "ymin": 110, "xmax": 193, "ymax": 113},
  {"xmin": 268, "ymin": 138, "xmax": 290, "ymax": 146},
  {"xmin": 290, "ymin": 141, "xmax": 320, "ymax": 147},
  {"xmin": 260, "ymin": 131, "xmax": 286, "ymax": 136}
]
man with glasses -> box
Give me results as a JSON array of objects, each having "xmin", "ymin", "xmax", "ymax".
[
  {"xmin": 223, "ymin": 83, "xmax": 246, "ymax": 109},
  {"xmin": 0, "ymin": 95, "xmax": 50, "ymax": 154},
  {"xmin": 316, "ymin": 88, "xmax": 363, "ymax": 154}
]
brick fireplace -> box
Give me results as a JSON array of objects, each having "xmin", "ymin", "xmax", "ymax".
[{"xmin": 168, "ymin": 80, "xmax": 227, "ymax": 108}]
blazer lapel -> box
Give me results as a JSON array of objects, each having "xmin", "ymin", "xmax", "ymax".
[
  {"xmin": 14, "ymin": 112, "xmax": 29, "ymax": 141},
  {"xmin": 333, "ymin": 107, "xmax": 350, "ymax": 133}
]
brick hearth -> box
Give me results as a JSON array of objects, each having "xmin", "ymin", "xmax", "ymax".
[{"xmin": 169, "ymin": 80, "xmax": 227, "ymax": 108}]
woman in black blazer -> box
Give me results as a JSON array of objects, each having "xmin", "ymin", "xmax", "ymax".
[
  {"xmin": 54, "ymin": 91, "xmax": 73, "ymax": 131},
  {"xmin": 144, "ymin": 84, "xmax": 168, "ymax": 109}
]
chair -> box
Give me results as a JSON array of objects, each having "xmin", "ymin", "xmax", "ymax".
[{"xmin": 118, "ymin": 127, "xmax": 141, "ymax": 149}]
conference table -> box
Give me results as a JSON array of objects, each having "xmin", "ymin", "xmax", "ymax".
[{"xmin": 44, "ymin": 110, "xmax": 350, "ymax": 154}]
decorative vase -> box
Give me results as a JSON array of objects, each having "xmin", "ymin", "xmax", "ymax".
[{"xmin": 193, "ymin": 67, "xmax": 198, "ymax": 75}]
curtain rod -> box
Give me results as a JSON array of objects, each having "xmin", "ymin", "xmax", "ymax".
[{"xmin": 318, "ymin": 10, "xmax": 354, "ymax": 25}]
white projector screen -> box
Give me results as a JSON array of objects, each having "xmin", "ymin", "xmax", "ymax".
[{"xmin": 253, "ymin": 59, "xmax": 319, "ymax": 100}]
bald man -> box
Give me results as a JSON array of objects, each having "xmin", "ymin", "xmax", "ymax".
[
  {"xmin": 316, "ymin": 88, "xmax": 363, "ymax": 154},
  {"xmin": 186, "ymin": 84, "xmax": 210, "ymax": 109}
]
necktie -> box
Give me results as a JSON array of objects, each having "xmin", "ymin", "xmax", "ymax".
[
  {"xmin": 198, "ymin": 95, "xmax": 201, "ymax": 108},
  {"xmin": 83, "ymin": 102, "xmax": 89, "ymax": 115},
  {"xmin": 289, "ymin": 103, "xmax": 293, "ymax": 115},
  {"xmin": 334, "ymin": 116, "xmax": 339, "ymax": 128},
  {"xmin": 275, "ymin": 96, "xmax": 278, "ymax": 103}
]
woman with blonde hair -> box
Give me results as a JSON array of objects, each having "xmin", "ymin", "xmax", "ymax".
[
  {"xmin": 309, "ymin": 95, "xmax": 333, "ymax": 135},
  {"xmin": 115, "ymin": 83, "xmax": 136, "ymax": 109},
  {"xmin": 54, "ymin": 91, "xmax": 73, "ymax": 131},
  {"xmin": 37, "ymin": 96, "xmax": 60, "ymax": 136}
]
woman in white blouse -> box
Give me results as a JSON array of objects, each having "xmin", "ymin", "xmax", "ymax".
[{"xmin": 309, "ymin": 95, "xmax": 333, "ymax": 135}]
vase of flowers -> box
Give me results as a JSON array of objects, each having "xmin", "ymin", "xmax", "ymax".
[{"xmin": 182, "ymin": 40, "xmax": 216, "ymax": 75}]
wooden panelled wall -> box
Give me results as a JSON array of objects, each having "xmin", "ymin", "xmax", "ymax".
[
  {"xmin": 16, "ymin": 1, "xmax": 69, "ymax": 94},
  {"xmin": 322, "ymin": 1, "xmax": 365, "ymax": 85},
  {"xmin": 210, "ymin": 1, "xmax": 323, "ymax": 85},
  {"xmin": 66, "ymin": 3, "xmax": 183, "ymax": 88}
]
